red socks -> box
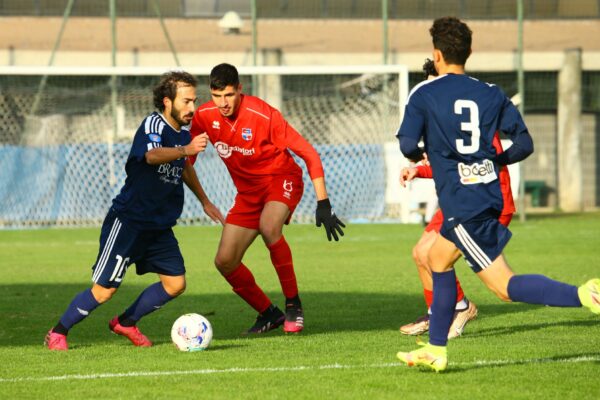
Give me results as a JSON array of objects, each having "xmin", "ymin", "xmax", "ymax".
[
  {"xmin": 423, "ymin": 278, "xmax": 465, "ymax": 308},
  {"xmin": 424, "ymin": 289, "xmax": 434, "ymax": 308},
  {"xmin": 224, "ymin": 236, "xmax": 298, "ymax": 313},
  {"xmin": 267, "ymin": 236, "xmax": 298, "ymax": 299},
  {"xmin": 225, "ymin": 263, "xmax": 271, "ymax": 313},
  {"xmin": 455, "ymin": 278, "xmax": 465, "ymax": 303}
]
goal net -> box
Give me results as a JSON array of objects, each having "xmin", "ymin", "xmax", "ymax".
[{"xmin": 0, "ymin": 65, "xmax": 408, "ymax": 228}]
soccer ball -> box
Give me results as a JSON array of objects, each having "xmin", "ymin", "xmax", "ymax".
[{"xmin": 171, "ymin": 313, "xmax": 213, "ymax": 352}]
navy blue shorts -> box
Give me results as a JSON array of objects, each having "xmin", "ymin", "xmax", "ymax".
[
  {"xmin": 91, "ymin": 210, "xmax": 185, "ymax": 288},
  {"xmin": 440, "ymin": 214, "xmax": 512, "ymax": 273}
]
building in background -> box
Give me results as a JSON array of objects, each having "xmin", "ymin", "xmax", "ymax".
[{"xmin": 0, "ymin": 0, "xmax": 599, "ymax": 228}]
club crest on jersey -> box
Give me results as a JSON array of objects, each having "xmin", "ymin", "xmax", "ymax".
[
  {"xmin": 458, "ymin": 159, "xmax": 498, "ymax": 185},
  {"xmin": 241, "ymin": 128, "xmax": 253, "ymax": 141},
  {"xmin": 212, "ymin": 121, "xmax": 220, "ymax": 129},
  {"xmin": 282, "ymin": 180, "xmax": 293, "ymax": 199},
  {"xmin": 148, "ymin": 134, "xmax": 161, "ymax": 143}
]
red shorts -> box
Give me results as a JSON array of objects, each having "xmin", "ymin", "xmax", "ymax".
[
  {"xmin": 226, "ymin": 174, "xmax": 304, "ymax": 230},
  {"xmin": 425, "ymin": 209, "xmax": 513, "ymax": 233},
  {"xmin": 424, "ymin": 210, "xmax": 445, "ymax": 233}
]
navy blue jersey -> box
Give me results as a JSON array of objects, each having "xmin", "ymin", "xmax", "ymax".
[
  {"xmin": 397, "ymin": 74, "xmax": 531, "ymax": 223},
  {"xmin": 112, "ymin": 112, "xmax": 190, "ymax": 230}
]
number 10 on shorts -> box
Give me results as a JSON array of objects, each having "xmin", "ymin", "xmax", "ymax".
[{"xmin": 110, "ymin": 255, "xmax": 130, "ymax": 283}]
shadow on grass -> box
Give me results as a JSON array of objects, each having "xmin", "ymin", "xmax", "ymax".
[
  {"xmin": 0, "ymin": 283, "xmax": 423, "ymax": 347},
  {"xmin": 0, "ymin": 283, "xmax": 594, "ymax": 347},
  {"xmin": 445, "ymin": 352, "xmax": 600, "ymax": 374},
  {"xmin": 467, "ymin": 302, "xmax": 598, "ymax": 338}
]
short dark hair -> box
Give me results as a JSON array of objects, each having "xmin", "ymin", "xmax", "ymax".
[
  {"xmin": 210, "ymin": 63, "xmax": 240, "ymax": 90},
  {"xmin": 153, "ymin": 70, "xmax": 197, "ymax": 111},
  {"xmin": 429, "ymin": 17, "xmax": 472, "ymax": 66}
]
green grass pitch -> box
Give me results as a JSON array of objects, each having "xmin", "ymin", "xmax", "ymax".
[{"xmin": 1, "ymin": 213, "xmax": 599, "ymax": 399}]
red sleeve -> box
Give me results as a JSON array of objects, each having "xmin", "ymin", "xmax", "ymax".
[
  {"xmin": 270, "ymin": 109, "xmax": 325, "ymax": 180},
  {"xmin": 492, "ymin": 132, "xmax": 505, "ymax": 154},
  {"xmin": 187, "ymin": 110, "xmax": 207, "ymax": 165},
  {"xmin": 493, "ymin": 132, "xmax": 516, "ymax": 215},
  {"xmin": 415, "ymin": 164, "xmax": 433, "ymax": 178}
]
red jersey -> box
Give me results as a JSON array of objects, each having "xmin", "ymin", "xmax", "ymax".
[
  {"xmin": 189, "ymin": 95, "xmax": 324, "ymax": 194},
  {"xmin": 416, "ymin": 133, "xmax": 515, "ymax": 215}
]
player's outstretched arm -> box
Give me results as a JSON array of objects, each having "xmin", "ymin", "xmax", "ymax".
[
  {"xmin": 145, "ymin": 133, "xmax": 209, "ymax": 165},
  {"xmin": 182, "ymin": 162, "xmax": 225, "ymax": 225},
  {"xmin": 312, "ymin": 177, "xmax": 345, "ymax": 242}
]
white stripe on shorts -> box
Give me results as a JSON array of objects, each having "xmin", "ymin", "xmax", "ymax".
[
  {"xmin": 92, "ymin": 218, "xmax": 122, "ymax": 283},
  {"xmin": 454, "ymin": 224, "xmax": 492, "ymax": 270}
]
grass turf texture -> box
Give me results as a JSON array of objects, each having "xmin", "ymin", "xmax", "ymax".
[{"xmin": 1, "ymin": 213, "xmax": 599, "ymax": 399}]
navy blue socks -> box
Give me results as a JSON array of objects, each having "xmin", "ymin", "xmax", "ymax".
[
  {"xmin": 507, "ymin": 274, "xmax": 581, "ymax": 307},
  {"xmin": 429, "ymin": 269, "xmax": 458, "ymax": 346},
  {"xmin": 55, "ymin": 288, "xmax": 100, "ymax": 334},
  {"xmin": 119, "ymin": 282, "xmax": 174, "ymax": 326}
]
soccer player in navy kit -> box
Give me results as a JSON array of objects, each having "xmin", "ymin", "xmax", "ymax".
[
  {"xmin": 396, "ymin": 17, "xmax": 600, "ymax": 371},
  {"xmin": 45, "ymin": 71, "xmax": 222, "ymax": 350}
]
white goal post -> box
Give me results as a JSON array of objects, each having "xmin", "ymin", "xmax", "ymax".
[{"xmin": 0, "ymin": 64, "xmax": 410, "ymax": 228}]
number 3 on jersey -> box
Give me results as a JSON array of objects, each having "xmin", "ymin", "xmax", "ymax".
[{"xmin": 454, "ymin": 99, "xmax": 480, "ymax": 154}]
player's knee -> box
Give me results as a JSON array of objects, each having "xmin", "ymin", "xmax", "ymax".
[
  {"xmin": 426, "ymin": 254, "xmax": 439, "ymax": 272},
  {"xmin": 163, "ymin": 279, "xmax": 186, "ymax": 297},
  {"xmin": 91, "ymin": 285, "xmax": 117, "ymax": 304},
  {"xmin": 414, "ymin": 246, "xmax": 430, "ymax": 270},
  {"xmin": 259, "ymin": 223, "xmax": 282, "ymax": 244},
  {"xmin": 411, "ymin": 246, "xmax": 420, "ymax": 265},
  {"xmin": 214, "ymin": 253, "xmax": 237, "ymax": 275}
]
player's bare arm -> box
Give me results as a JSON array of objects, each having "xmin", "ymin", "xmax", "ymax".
[
  {"xmin": 145, "ymin": 133, "xmax": 209, "ymax": 165},
  {"xmin": 182, "ymin": 162, "xmax": 225, "ymax": 224}
]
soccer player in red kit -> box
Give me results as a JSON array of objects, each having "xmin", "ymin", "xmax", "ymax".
[
  {"xmin": 398, "ymin": 58, "xmax": 516, "ymax": 339},
  {"xmin": 189, "ymin": 63, "xmax": 345, "ymax": 334}
]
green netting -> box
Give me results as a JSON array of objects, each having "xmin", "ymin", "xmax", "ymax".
[{"xmin": 0, "ymin": 69, "xmax": 404, "ymax": 227}]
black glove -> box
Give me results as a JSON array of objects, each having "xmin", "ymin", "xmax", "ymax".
[{"xmin": 315, "ymin": 199, "xmax": 346, "ymax": 242}]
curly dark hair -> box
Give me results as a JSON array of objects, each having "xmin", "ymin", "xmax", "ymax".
[
  {"xmin": 422, "ymin": 58, "xmax": 438, "ymax": 79},
  {"xmin": 429, "ymin": 17, "xmax": 472, "ymax": 66},
  {"xmin": 153, "ymin": 71, "xmax": 197, "ymax": 111},
  {"xmin": 209, "ymin": 63, "xmax": 240, "ymax": 90}
]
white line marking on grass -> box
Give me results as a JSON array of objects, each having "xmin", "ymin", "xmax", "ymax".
[
  {"xmin": 1, "ymin": 356, "xmax": 598, "ymax": 383},
  {"xmin": 459, "ymin": 355, "xmax": 600, "ymax": 368}
]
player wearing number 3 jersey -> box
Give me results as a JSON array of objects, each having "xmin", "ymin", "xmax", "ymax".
[
  {"xmin": 45, "ymin": 71, "xmax": 219, "ymax": 350},
  {"xmin": 395, "ymin": 16, "xmax": 600, "ymax": 372}
]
